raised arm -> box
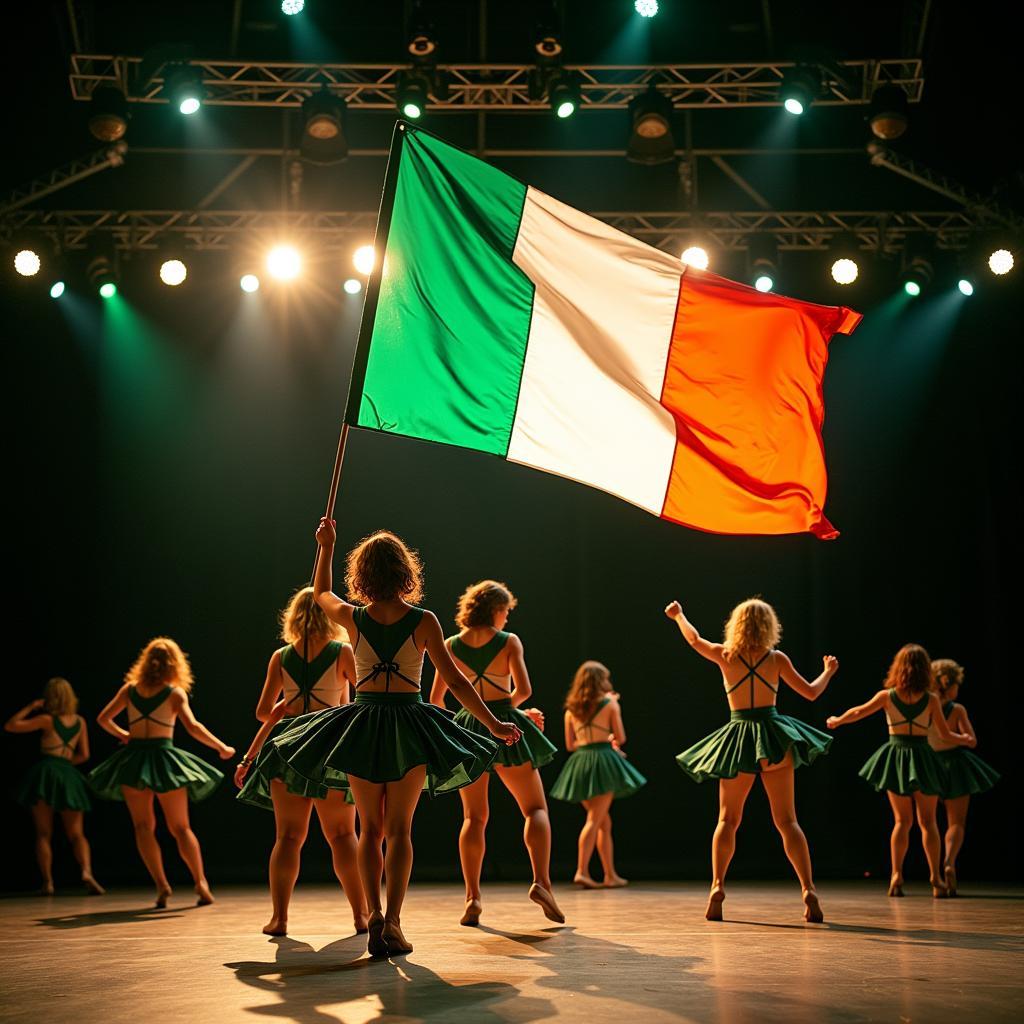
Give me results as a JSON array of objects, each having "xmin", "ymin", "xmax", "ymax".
[
  {"xmin": 778, "ymin": 652, "xmax": 839, "ymax": 702},
  {"xmin": 235, "ymin": 699, "xmax": 287, "ymax": 787},
  {"xmin": 422, "ymin": 613, "xmax": 520, "ymax": 745},
  {"xmin": 96, "ymin": 685, "xmax": 131, "ymax": 743},
  {"xmin": 172, "ymin": 690, "xmax": 235, "ymax": 760},
  {"xmin": 927, "ymin": 693, "xmax": 972, "ymax": 746},
  {"xmin": 664, "ymin": 601, "xmax": 725, "ymax": 663},
  {"xmin": 563, "ymin": 710, "xmax": 577, "ymax": 752},
  {"xmin": 313, "ymin": 518, "xmax": 356, "ymax": 632},
  {"xmin": 826, "ymin": 689, "xmax": 888, "ymax": 729},
  {"xmin": 255, "ymin": 650, "xmax": 284, "ymax": 722},
  {"xmin": 4, "ymin": 699, "xmax": 49, "ymax": 733}
]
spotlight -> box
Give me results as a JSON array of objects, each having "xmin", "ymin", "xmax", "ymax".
[
  {"xmin": 99, "ymin": 282, "xmax": 117, "ymax": 298},
  {"xmin": 406, "ymin": 0, "xmax": 437, "ymax": 57},
  {"xmin": 549, "ymin": 71, "xmax": 581, "ymax": 119},
  {"xmin": 397, "ymin": 71, "xmax": 431, "ymax": 119},
  {"xmin": 281, "ymin": 0, "xmax": 304, "ymax": 14},
  {"xmin": 88, "ymin": 86, "xmax": 129, "ymax": 142},
  {"xmin": 88, "ymin": 238, "xmax": 119, "ymax": 297},
  {"xmin": 267, "ymin": 245, "xmax": 301, "ymax": 281},
  {"xmin": 343, "ymin": 278, "xmax": 362, "ymax": 295},
  {"xmin": 868, "ymin": 83, "xmax": 909, "ymax": 140},
  {"xmin": 240, "ymin": 273, "xmax": 260, "ymax": 293},
  {"xmin": 781, "ymin": 65, "xmax": 820, "ymax": 116},
  {"xmin": 988, "ymin": 248, "xmax": 1014, "ymax": 276},
  {"xmin": 634, "ymin": 0, "xmax": 659, "ymax": 16},
  {"xmin": 900, "ymin": 240, "xmax": 934, "ymax": 297},
  {"xmin": 300, "ymin": 88, "xmax": 348, "ymax": 164},
  {"xmin": 535, "ymin": 34, "xmax": 562, "ymax": 59},
  {"xmin": 626, "ymin": 85, "xmax": 675, "ymax": 165},
  {"xmin": 957, "ymin": 278, "xmax": 975, "ymax": 296},
  {"xmin": 159, "ymin": 258, "xmax": 187, "ymax": 287},
  {"xmin": 408, "ymin": 32, "xmax": 437, "ymax": 58},
  {"xmin": 748, "ymin": 236, "xmax": 778, "ymax": 292},
  {"xmin": 50, "ymin": 281, "xmax": 66, "ymax": 299},
  {"xmin": 165, "ymin": 64, "xmax": 203, "ymax": 115},
  {"xmin": 353, "ymin": 245, "xmax": 376, "ymax": 276},
  {"xmin": 681, "ymin": 245, "xmax": 710, "ymax": 271},
  {"xmin": 14, "ymin": 248, "xmax": 40, "ymax": 277},
  {"xmin": 828, "ymin": 232, "xmax": 861, "ymax": 285}
]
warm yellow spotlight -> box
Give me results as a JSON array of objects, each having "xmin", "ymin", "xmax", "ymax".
[
  {"xmin": 267, "ymin": 245, "xmax": 301, "ymax": 281},
  {"xmin": 353, "ymin": 245, "xmax": 376, "ymax": 276}
]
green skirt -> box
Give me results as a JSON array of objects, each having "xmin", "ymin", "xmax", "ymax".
[
  {"xmin": 237, "ymin": 718, "xmax": 353, "ymax": 810},
  {"xmin": 549, "ymin": 743, "xmax": 647, "ymax": 802},
  {"xmin": 676, "ymin": 706, "xmax": 832, "ymax": 782},
  {"xmin": 935, "ymin": 747, "xmax": 1000, "ymax": 800},
  {"xmin": 259, "ymin": 691, "xmax": 500, "ymax": 797},
  {"xmin": 88, "ymin": 738, "xmax": 225, "ymax": 803},
  {"xmin": 858, "ymin": 735, "xmax": 945, "ymax": 796},
  {"xmin": 453, "ymin": 699, "xmax": 557, "ymax": 770},
  {"xmin": 18, "ymin": 756, "xmax": 92, "ymax": 812}
]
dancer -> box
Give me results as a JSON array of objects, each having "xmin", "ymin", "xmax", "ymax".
[
  {"xmin": 827, "ymin": 643, "xmax": 971, "ymax": 898},
  {"xmin": 549, "ymin": 660, "xmax": 646, "ymax": 889},
  {"xmin": 90, "ymin": 637, "xmax": 235, "ymax": 906},
  {"xmin": 259, "ymin": 522, "xmax": 521, "ymax": 957},
  {"xmin": 929, "ymin": 658, "xmax": 1000, "ymax": 895},
  {"xmin": 430, "ymin": 580, "xmax": 563, "ymax": 927},
  {"xmin": 667, "ymin": 598, "xmax": 836, "ymax": 923},
  {"xmin": 6, "ymin": 678, "xmax": 104, "ymax": 895},
  {"xmin": 236, "ymin": 586, "xmax": 368, "ymax": 936}
]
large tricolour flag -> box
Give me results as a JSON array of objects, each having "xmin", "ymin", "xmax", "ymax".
[{"xmin": 347, "ymin": 124, "xmax": 861, "ymax": 539}]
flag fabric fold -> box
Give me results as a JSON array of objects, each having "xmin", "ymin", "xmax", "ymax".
[{"xmin": 352, "ymin": 124, "xmax": 861, "ymax": 539}]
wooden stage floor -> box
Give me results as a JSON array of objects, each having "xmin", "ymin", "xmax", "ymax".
[{"xmin": 3, "ymin": 882, "xmax": 1021, "ymax": 1023}]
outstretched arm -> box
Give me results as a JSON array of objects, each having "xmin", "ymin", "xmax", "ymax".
[
  {"xmin": 97, "ymin": 686, "xmax": 131, "ymax": 743},
  {"xmin": 172, "ymin": 691, "xmax": 235, "ymax": 759},
  {"xmin": 664, "ymin": 601, "xmax": 725, "ymax": 663},
  {"xmin": 312, "ymin": 518, "xmax": 356, "ymax": 633},
  {"xmin": 826, "ymin": 689, "xmax": 888, "ymax": 729},
  {"xmin": 779, "ymin": 652, "xmax": 839, "ymax": 702},
  {"xmin": 928, "ymin": 693, "xmax": 972, "ymax": 746},
  {"xmin": 235, "ymin": 700, "xmax": 287, "ymax": 787},
  {"xmin": 72, "ymin": 718, "xmax": 91, "ymax": 766},
  {"xmin": 4, "ymin": 699, "xmax": 49, "ymax": 733}
]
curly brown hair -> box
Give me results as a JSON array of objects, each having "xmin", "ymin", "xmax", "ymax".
[
  {"xmin": 125, "ymin": 637, "xmax": 194, "ymax": 694},
  {"xmin": 723, "ymin": 598, "xmax": 781, "ymax": 659},
  {"xmin": 344, "ymin": 530, "xmax": 424, "ymax": 605},
  {"xmin": 565, "ymin": 660, "xmax": 613, "ymax": 723},
  {"xmin": 884, "ymin": 643, "xmax": 933, "ymax": 697},
  {"xmin": 455, "ymin": 580, "xmax": 517, "ymax": 629},
  {"xmin": 280, "ymin": 586, "xmax": 345, "ymax": 645},
  {"xmin": 931, "ymin": 658, "xmax": 964, "ymax": 695}
]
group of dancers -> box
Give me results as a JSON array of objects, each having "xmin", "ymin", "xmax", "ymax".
[{"xmin": 7, "ymin": 523, "xmax": 1000, "ymax": 956}]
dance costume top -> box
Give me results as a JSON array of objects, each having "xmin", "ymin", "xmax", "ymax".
[
  {"xmin": 351, "ymin": 606, "xmax": 425, "ymax": 692},
  {"xmin": 929, "ymin": 699, "xmax": 961, "ymax": 752},
  {"xmin": 725, "ymin": 651, "xmax": 779, "ymax": 709},
  {"xmin": 884, "ymin": 688, "xmax": 931, "ymax": 737},
  {"xmin": 40, "ymin": 715, "xmax": 81, "ymax": 759},
  {"xmin": 126, "ymin": 685, "xmax": 175, "ymax": 739},
  {"xmin": 572, "ymin": 697, "xmax": 614, "ymax": 746},
  {"xmin": 449, "ymin": 631, "xmax": 512, "ymax": 700},
  {"xmin": 279, "ymin": 641, "xmax": 346, "ymax": 715}
]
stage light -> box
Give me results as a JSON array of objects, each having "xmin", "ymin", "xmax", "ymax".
[
  {"xmin": 353, "ymin": 245, "xmax": 376, "ymax": 275},
  {"xmin": 14, "ymin": 249, "xmax": 40, "ymax": 276},
  {"xmin": 397, "ymin": 71, "xmax": 430, "ymax": 119},
  {"xmin": 988, "ymin": 248, "xmax": 1014, "ymax": 276},
  {"xmin": 903, "ymin": 280, "xmax": 920, "ymax": 297},
  {"xmin": 407, "ymin": 0, "xmax": 437, "ymax": 57},
  {"xmin": 626, "ymin": 85, "xmax": 675, "ymax": 165},
  {"xmin": 754, "ymin": 274, "xmax": 773, "ymax": 293},
  {"xmin": 281, "ymin": 0, "xmax": 304, "ymax": 14},
  {"xmin": 535, "ymin": 34, "xmax": 562, "ymax": 59},
  {"xmin": 748, "ymin": 236, "xmax": 778, "ymax": 292},
  {"xmin": 781, "ymin": 66, "xmax": 820, "ymax": 116},
  {"xmin": 240, "ymin": 273, "xmax": 260, "ymax": 293},
  {"xmin": 550, "ymin": 72, "xmax": 580, "ymax": 118},
  {"xmin": 829, "ymin": 258, "xmax": 857, "ymax": 285},
  {"xmin": 99, "ymin": 282, "xmax": 117, "ymax": 299},
  {"xmin": 300, "ymin": 88, "xmax": 348, "ymax": 164},
  {"xmin": 634, "ymin": 0, "xmax": 659, "ymax": 16},
  {"xmin": 958, "ymin": 278, "xmax": 975, "ymax": 296},
  {"xmin": 868, "ymin": 83, "xmax": 909, "ymax": 140},
  {"xmin": 50, "ymin": 281, "xmax": 66, "ymax": 299},
  {"xmin": 267, "ymin": 245, "xmax": 301, "ymax": 281},
  {"xmin": 827, "ymin": 232, "xmax": 860, "ymax": 285},
  {"xmin": 165, "ymin": 65, "xmax": 203, "ymax": 115},
  {"xmin": 88, "ymin": 85, "xmax": 128, "ymax": 142},
  {"xmin": 159, "ymin": 258, "xmax": 187, "ymax": 287},
  {"xmin": 87, "ymin": 238, "xmax": 118, "ymax": 297},
  {"xmin": 900, "ymin": 243, "xmax": 934, "ymax": 298},
  {"xmin": 343, "ymin": 278, "xmax": 362, "ymax": 295},
  {"xmin": 681, "ymin": 245, "xmax": 709, "ymax": 271}
]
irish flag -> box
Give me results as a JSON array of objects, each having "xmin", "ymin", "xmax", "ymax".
[{"xmin": 348, "ymin": 124, "xmax": 861, "ymax": 539}]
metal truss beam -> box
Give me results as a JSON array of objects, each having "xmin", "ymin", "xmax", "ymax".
[
  {"xmin": 69, "ymin": 56, "xmax": 924, "ymax": 110},
  {"xmin": 2, "ymin": 208, "xmax": 984, "ymax": 255},
  {"xmin": 0, "ymin": 143, "xmax": 127, "ymax": 216}
]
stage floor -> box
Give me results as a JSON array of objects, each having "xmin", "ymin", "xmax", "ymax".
[{"xmin": 3, "ymin": 881, "xmax": 1021, "ymax": 1023}]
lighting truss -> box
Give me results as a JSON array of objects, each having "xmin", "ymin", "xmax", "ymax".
[{"xmin": 68, "ymin": 56, "xmax": 924, "ymax": 110}]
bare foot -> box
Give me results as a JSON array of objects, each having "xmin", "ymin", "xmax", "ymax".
[
  {"xmin": 887, "ymin": 875, "xmax": 904, "ymax": 898},
  {"xmin": 382, "ymin": 920, "xmax": 413, "ymax": 955},
  {"xmin": 366, "ymin": 911, "xmax": 388, "ymax": 957},
  {"xmin": 705, "ymin": 886, "xmax": 725, "ymax": 921},
  {"xmin": 944, "ymin": 865, "xmax": 958, "ymax": 897},
  {"xmin": 573, "ymin": 873, "xmax": 601, "ymax": 889},
  {"xmin": 83, "ymin": 874, "xmax": 106, "ymax": 896},
  {"xmin": 602, "ymin": 875, "xmax": 629, "ymax": 889},
  {"xmin": 354, "ymin": 912, "xmax": 370, "ymax": 934},
  {"xmin": 262, "ymin": 917, "xmax": 288, "ymax": 936},
  {"xmin": 460, "ymin": 898, "xmax": 482, "ymax": 927},
  {"xmin": 930, "ymin": 877, "xmax": 949, "ymax": 899},
  {"xmin": 803, "ymin": 888, "xmax": 824, "ymax": 923},
  {"xmin": 195, "ymin": 881, "xmax": 215, "ymax": 906},
  {"xmin": 155, "ymin": 886, "xmax": 173, "ymax": 908},
  {"xmin": 528, "ymin": 884, "xmax": 565, "ymax": 923},
  {"xmin": 38, "ymin": 882, "xmax": 55, "ymax": 896}
]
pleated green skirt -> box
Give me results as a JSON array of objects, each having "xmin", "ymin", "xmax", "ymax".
[
  {"xmin": 858, "ymin": 735, "xmax": 945, "ymax": 796},
  {"xmin": 549, "ymin": 742, "xmax": 647, "ymax": 802},
  {"xmin": 17, "ymin": 756, "xmax": 93, "ymax": 811},
  {"xmin": 453, "ymin": 699, "xmax": 557, "ymax": 770},
  {"xmin": 237, "ymin": 718, "xmax": 353, "ymax": 810},
  {"xmin": 676, "ymin": 706, "xmax": 832, "ymax": 782},
  {"xmin": 259, "ymin": 691, "xmax": 500, "ymax": 797},
  {"xmin": 935, "ymin": 747, "xmax": 1000, "ymax": 800},
  {"xmin": 88, "ymin": 738, "xmax": 225, "ymax": 802}
]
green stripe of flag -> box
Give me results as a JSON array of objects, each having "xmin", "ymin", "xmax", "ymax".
[{"xmin": 356, "ymin": 128, "xmax": 535, "ymax": 456}]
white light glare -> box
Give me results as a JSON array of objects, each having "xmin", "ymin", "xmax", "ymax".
[
  {"xmin": 281, "ymin": 0, "xmax": 305, "ymax": 14},
  {"xmin": 904, "ymin": 280, "xmax": 921, "ymax": 297},
  {"xmin": 159, "ymin": 258, "xmax": 187, "ymax": 286},
  {"xmin": 784, "ymin": 97, "xmax": 804, "ymax": 116},
  {"xmin": 353, "ymin": 245, "xmax": 376, "ymax": 276},
  {"xmin": 50, "ymin": 281, "xmax": 66, "ymax": 299},
  {"xmin": 14, "ymin": 249, "xmax": 41, "ymax": 276},
  {"xmin": 343, "ymin": 278, "xmax": 363, "ymax": 295},
  {"xmin": 988, "ymin": 248, "xmax": 1014, "ymax": 275},
  {"xmin": 556, "ymin": 100, "xmax": 575, "ymax": 119},
  {"xmin": 958, "ymin": 278, "xmax": 975, "ymax": 296},
  {"xmin": 402, "ymin": 102, "xmax": 423, "ymax": 119},
  {"xmin": 267, "ymin": 245, "xmax": 301, "ymax": 281},
  {"xmin": 179, "ymin": 96, "xmax": 200, "ymax": 115},
  {"xmin": 754, "ymin": 274, "xmax": 774, "ymax": 293},
  {"xmin": 240, "ymin": 274, "xmax": 260, "ymax": 293},
  {"xmin": 635, "ymin": 0, "xmax": 659, "ymax": 16},
  {"xmin": 681, "ymin": 245, "xmax": 709, "ymax": 271},
  {"xmin": 831, "ymin": 257, "xmax": 859, "ymax": 285}
]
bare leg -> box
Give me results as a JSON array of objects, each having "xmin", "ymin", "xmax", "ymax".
[
  {"xmin": 943, "ymin": 795, "xmax": 969, "ymax": 894},
  {"xmin": 912, "ymin": 792, "xmax": 946, "ymax": 896},
  {"xmin": 496, "ymin": 764, "xmax": 564, "ymax": 921},
  {"xmin": 30, "ymin": 803, "xmax": 55, "ymax": 894},
  {"xmin": 314, "ymin": 790, "xmax": 369, "ymax": 932},
  {"xmin": 595, "ymin": 816, "xmax": 627, "ymax": 887},
  {"xmin": 348, "ymin": 775, "xmax": 387, "ymax": 956},
  {"xmin": 59, "ymin": 810, "xmax": 104, "ymax": 894},
  {"xmin": 456, "ymin": 773, "xmax": 489, "ymax": 925},
  {"xmin": 122, "ymin": 786, "xmax": 171, "ymax": 905},
  {"xmin": 886, "ymin": 791, "xmax": 913, "ymax": 895},
  {"xmin": 263, "ymin": 783, "xmax": 314, "ymax": 934},
  {"xmin": 575, "ymin": 793, "xmax": 613, "ymax": 886},
  {"xmin": 156, "ymin": 787, "xmax": 212, "ymax": 904},
  {"xmin": 707, "ymin": 773, "xmax": 756, "ymax": 919},
  {"xmin": 760, "ymin": 759, "xmax": 821, "ymax": 921},
  {"xmin": 379, "ymin": 766, "xmax": 426, "ymax": 953}
]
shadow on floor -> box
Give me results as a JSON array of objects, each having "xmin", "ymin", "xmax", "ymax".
[{"xmin": 35, "ymin": 904, "xmax": 199, "ymax": 928}]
